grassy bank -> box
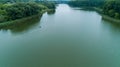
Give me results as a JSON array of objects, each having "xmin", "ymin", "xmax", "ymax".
[
  {"xmin": 93, "ymin": 7, "xmax": 103, "ymax": 14},
  {"xmin": 102, "ymin": 15, "xmax": 120, "ymax": 23}
]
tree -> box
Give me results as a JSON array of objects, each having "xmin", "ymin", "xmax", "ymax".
[
  {"xmin": 108, "ymin": 9, "xmax": 115, "ymax": 17},
  {"xmin": 115, "ymin": 13, "xmax": 120, "ymax": 19}
]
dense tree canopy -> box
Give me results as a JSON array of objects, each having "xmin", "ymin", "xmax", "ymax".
[
  {"xmin": 0, "ymin": 2, "xmax": 55, "ymax": 23},
  {"xmin": 103, "ymin": 0, "xmax": 120, "ymax": 19}
]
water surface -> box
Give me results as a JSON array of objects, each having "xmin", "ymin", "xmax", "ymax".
[{"xmin": 0, "ymin": 4, "xmax": 120, "ymax": 67}]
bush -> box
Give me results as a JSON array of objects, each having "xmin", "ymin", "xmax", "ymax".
[
  {"xmin": 108, "ymin": 10, "xmax": 115, "ymax": 17},
  {"xmin": 0, "ymin": 15, "xmax": 6, "ymax": 22},
  {"xmin": 115, "ymin": 13, "xmax": 120, "ymax": 19},
  {"xmin": 45, "ymin": 2, "xmax": 55, "ymax": 9},
  {"xmin": 39, "ymin": 2, "xmax": 56, "ymax": 9},
  {"xmin": 38, "ymin": 4, "xmax": 47, "ymax": 10}
]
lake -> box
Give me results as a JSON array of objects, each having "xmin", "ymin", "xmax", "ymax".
[{"xmin": 0, "ymin": 4, "xmax": 120, "ymax": 67}]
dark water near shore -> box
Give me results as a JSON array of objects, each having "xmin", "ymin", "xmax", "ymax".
[{"xmin": 0, "ymin": 4, "xmax": 120, "ymax": 67}]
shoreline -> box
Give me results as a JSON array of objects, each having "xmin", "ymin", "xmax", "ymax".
[
  {"xmin": 102, "ymin": 15, "xmax": 120, "ymax": 23},
  {"xmin": 73, "ymin": 6, "xmax": 120, "ymax": 23},
  {"xmin": 0, "ymin": 14, "xmax": 43, "ymax": 29},
  {"xmin": 93, "ymin": 7, "xmax": 120, "ymax": 23},
  {"xmin": 0, "ymin": 9, "xmax": 48, "ymax": 29},
  {"xmin": 0, "ymin": 9, "xmax": 55, "ymax": 29}
]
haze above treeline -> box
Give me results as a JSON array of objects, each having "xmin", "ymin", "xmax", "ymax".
[{"xmin": 0, "ymin": 0, "xmax": 120, "ymax": 3}]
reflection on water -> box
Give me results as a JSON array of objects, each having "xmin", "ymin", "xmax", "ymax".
[
  {"xmin": 0, "ymin": 11, "xmax": 56, "ymax": 34},
  {"xmin": 0, "ymin": 15, "xmax": 42, "ymax": 34}
]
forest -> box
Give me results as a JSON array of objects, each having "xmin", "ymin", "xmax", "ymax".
[
  {"xmin": 0, "ymin": 0, "xmax": 120, "ymax": 23},
  {"xmin": 0, "ymin": 0, "xmax": 55, "ymax": 23},
  {"xmin": 68, "ymin": 0, "xmax": 120, "ymax": 20}
]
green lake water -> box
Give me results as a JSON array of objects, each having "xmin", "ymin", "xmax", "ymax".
[{"xmin": 0, "ymin": 4, "xmax": 120, "ymax": 67}]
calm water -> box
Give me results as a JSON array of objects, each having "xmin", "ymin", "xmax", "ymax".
[{"xmin": 0, "ymin": 4, "xmax": 120, "ymax": 67}]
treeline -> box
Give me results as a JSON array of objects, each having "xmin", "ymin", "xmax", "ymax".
[
  {"xmin": 37, "ymin": 2, "xmax": 56, "ymax": 9},
  {"xmin": 68, "ymin": 0, "xmax": 105, "ymax": 7},
  {"xmin": 103, "ymin": 0, "xmax": 120, "ymax": 19},
  {"xmin": 0, "ymin": 3, "xmax": 46, "ymax": 22},
  {"xmin": 0, "ymin": 2, "xmax": 55, "ymax": 23},
  {"xmin": 68, "ymin": 0, "xmax": 120, "ymax": 19}
]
